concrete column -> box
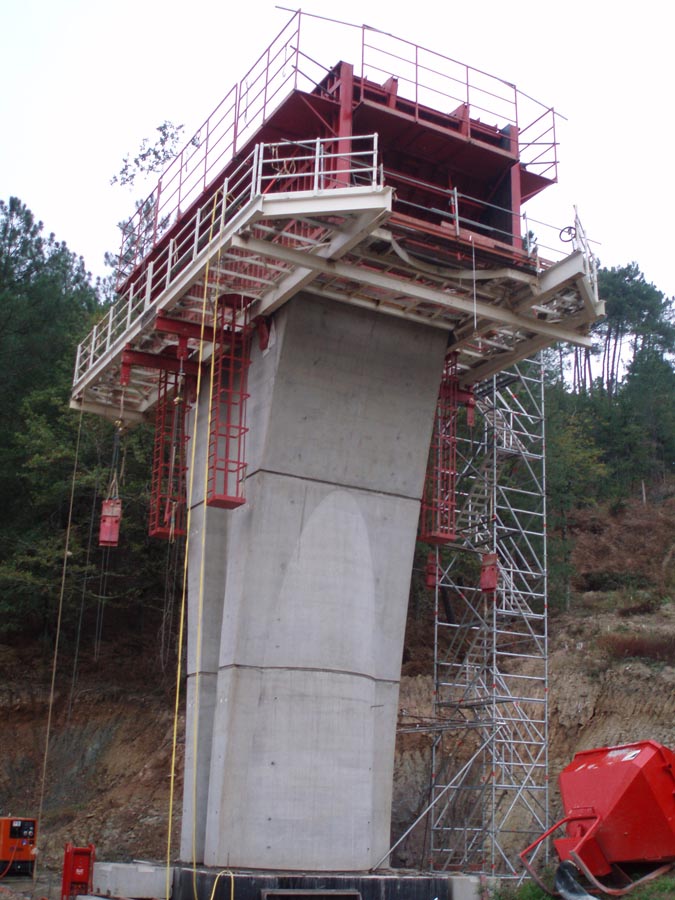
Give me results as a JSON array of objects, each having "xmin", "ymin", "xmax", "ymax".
[{"xmin": 182, "ymin": 293, "xmax": 446, "ymax": 870}]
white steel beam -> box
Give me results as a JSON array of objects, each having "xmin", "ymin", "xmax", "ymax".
[{"xmin": 236, "ymin": 234, "xmax": 594, "ymax": 347}]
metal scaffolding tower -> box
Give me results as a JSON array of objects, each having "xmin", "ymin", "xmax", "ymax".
[{"xmin": 429, "ymin": 358, "xmax": 548, "ymax": 879}]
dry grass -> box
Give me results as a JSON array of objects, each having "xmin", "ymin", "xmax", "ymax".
[{"xmin": 598, "ymin": 631, "xmax": 675, "ymax": 665}]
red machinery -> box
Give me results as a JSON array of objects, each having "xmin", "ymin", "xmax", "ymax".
[
  {"xmin": 521, "ymin": 741, "xmax": 675, "ymax": 898},
  {"xmin": 61, "ymin": 843, "xmax": 95, "ymax": 900},
  {"xmin": 0, "ymin": 817, "xmax": 37, "ymax": 876}
]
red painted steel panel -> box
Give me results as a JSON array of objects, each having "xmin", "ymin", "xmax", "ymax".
[
  {"xmin": 99, "ymin": 499, "xmax": 122, "ymax": 547},
  {"xmin": 556, "ymin": 742, "xmax": 675, "ymax": 873},
  {"xmin": 61, "ymin": 843, "xmax": 95, "ymax": 900}
]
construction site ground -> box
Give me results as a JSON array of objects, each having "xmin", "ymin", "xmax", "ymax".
[{"xmin": 1, "ymin": 495, "xmax": 674, "ymax": 892}]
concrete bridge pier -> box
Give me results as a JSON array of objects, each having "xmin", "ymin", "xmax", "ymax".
[{"xmin": 181, "ymin": 292, "xmax": 447, "ymax": 871}]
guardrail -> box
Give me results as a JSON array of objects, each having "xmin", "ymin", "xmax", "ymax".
[
  {"xmin": 388, "ymin": 169, "xmax": 597, "ymax": 279},
  {"xmin": 74, "ymin": 135, "xmax": 382, "ymax": 387}
]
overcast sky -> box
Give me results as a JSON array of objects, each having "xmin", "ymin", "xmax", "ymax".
[{"xmin": 2, "ymin": 0, "xmax": 673, "ymax": 298}]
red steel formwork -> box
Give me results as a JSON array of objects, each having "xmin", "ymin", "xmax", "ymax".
[
  {"xmin": 206, "ymin": 299, "xmax": 251, "ymax": 509},
  {"xmin": 420, "ymin": 355, "xmax": 460, "ymax": 544},
  {"xmin": 419, "ymin": 354, "xmax": 475, "ymax": 545},
  {"xmin": 112, "ymin": 11, "xmax": 558, "ymax": 294},
  {"xmin": 149, "ymin": 368, "xmax": 190, "ymax": 539}
]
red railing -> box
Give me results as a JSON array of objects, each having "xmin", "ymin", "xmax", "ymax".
[
  {"xmin": 149, "ymin": 369, "xmax": 189, "ymax": 540},
  {"xmin": 419, "ymin": 355, "xmax": 460, "ymax": 545},
  {"xmin": 206, "ymin": 300, "xmax": 251, "ymax": 510}
]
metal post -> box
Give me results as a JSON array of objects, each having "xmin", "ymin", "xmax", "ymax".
[
  {"xmin": 220, "ymin": 178, "xmax": 229, "ymax": 230},
  {"xmin": 106, "ymin": 306, "xmax": 114, "ymax": 350},
  {"xmin": 166, "ymin": 240, "xmax": 175, "ymax": 289},
  {"xmin": 372, "ymin": 133, "xmax": 378, "ymax": 188},
  {"xmin": 193, "ymin": 208, "xmax": 202, "ymax": 259},
  {"xmin": 89, "ymin": 324, "xmax": 97, "ymax": 366},
  {"xmin": 251, "ymin": 143, "xmax": 261, "ymax": 197},
  {"xmin": 127, "ymin": 283, "xmax": 135, "ymax": 328},
  {"xmin": 144, "ymin": 261, "xmax": 154, "ymax": 310}
]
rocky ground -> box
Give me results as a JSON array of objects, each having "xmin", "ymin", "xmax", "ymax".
[{"xmin": 0, "ymin": 496, "xmax": 673, "ymax": 892}]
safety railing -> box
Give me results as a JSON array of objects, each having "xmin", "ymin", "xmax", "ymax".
[
  {"xmin": 74, "ymin": 135, "xmax": 382, "ymax": 388},
  {"xmin": 354, "ymin": 19, "xmax": 556, "ymax": 174},
  {"xmin": 387, "ymin": 168, "xmax": 596, "ymax": 274},
  {"xmin": 115, "ymin": 10, "xmax": 560, "ymax": 287}
]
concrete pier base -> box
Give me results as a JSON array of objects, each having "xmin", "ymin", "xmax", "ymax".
[
  {"xmin": 172, "ymin": 867, "xmax": 478, "ymax": 900},
  {"xmin": 181, "ymin": 293, "xmax": 446, "ymax": 870}
]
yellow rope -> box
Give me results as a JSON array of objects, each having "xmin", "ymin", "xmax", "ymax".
[
  {"xmin": 208, "ymin": 869, "xmax": 234, "ymax": 900},
  {"xmin": 34, "ymin": 406, "xmax": 84, "ymax": 885},
  {"xmin": 166, "ymin": 191, "xmax": 223, "ymax": 900}
]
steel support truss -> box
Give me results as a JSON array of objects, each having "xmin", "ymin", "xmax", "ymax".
[{"xmin": 428, "ymin": 358, "xmax": 548, "ymax": 880}]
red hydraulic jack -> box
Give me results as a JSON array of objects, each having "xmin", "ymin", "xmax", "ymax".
[
  {"xmin": 61, "ymin": 843, "xmax": 95, "ymax": 900},
  {"xmin": 520, "ymin": 741, "xmax": 675, "ymax": 898}
]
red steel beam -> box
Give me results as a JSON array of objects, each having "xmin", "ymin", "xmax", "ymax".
[
  {"xmin": 121, "ymin": 349, "xmax": 202, "ymax": 377},
  {"xmin": 154, "ymin": 314, "xmax": 218, "ymax": 343}
]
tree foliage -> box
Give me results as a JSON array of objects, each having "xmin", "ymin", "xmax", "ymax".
[
  {"xmin": 545, "ymin": 261, "xmax": 675, "ymax": 606},
  {"xmin": 0, "ymin": 198, "xmax": 171, "ymax": 643},
  {"xmin": 570, "ymin": 263, "xmax": 675, "ymax": 396},
  {"xmin": 110, "ymin": 121, "xmax": 186, "ymax": 189}
]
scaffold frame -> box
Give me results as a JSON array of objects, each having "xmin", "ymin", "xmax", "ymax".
[{"xmin": 429, "ymin": 358, "xmax": 548, "ymax": 880}]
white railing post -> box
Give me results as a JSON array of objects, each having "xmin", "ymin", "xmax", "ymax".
[
  {"xmin": 144, "ymin": 261, "xmax": 154, "ymax": 309},
  {"xmin": 127, "ymin": 283, "xmax": 135, "ymax": 328},
  {"xmin": 89, "ymin": 324, "xmax": 97, "ymax": 366},
  {"xmin": 313, "ymin": 137, "xmax": 321, "ymax": 192},
  {"xmin": 453, "ymin": 187, "xmax": 460, "ymax": 237},
  {"xmin": 193, "ymin": 208, "xmax": 202, "ymax": 259},
  {"xmin": 372, "ymin": 133, "xmax": 379, "ymax": 187},
  {"xmin": 75, "ymin": 343, "xmax": 82, "ymax": 380},
  {"xmin": 251, "ymin": 144, "xmax": 260, "ymax": 198},
  {"xmin": 256, "ymin": 143, "xmax": 264, "ymax": 196},
  {"xmin": 106, "ymin": 306, "xmax": 114, "ymax": 349},
  {"xmin": 166, "ymin": 239, "xmax": 175, "ymax": 289},
  {"xmin": 220, "ymin": 177, "xmax": 229, "ymax": 230}
]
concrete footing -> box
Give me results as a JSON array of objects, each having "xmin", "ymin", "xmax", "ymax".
[
  {"xmin": 88, "ymin": 862, "xmax": 480, "ymax": 900},
  {"xmin": 92, "ymin": 861, "xmax": 173, "ymax": 898},
  {"xmin": 173, "ymin": 867, "xmax": 481, "ymax": 900}
]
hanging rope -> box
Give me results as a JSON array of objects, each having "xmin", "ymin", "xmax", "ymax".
[
  {"xmin": 106, "ymin": 424, "xmax": 122, "ymax": 501},
  {"xmin": 34, "ymin": 407, "xmax": 84, "ymax": 887},
  {"xmin": 67, "ymin": 475, "xmax": 100, "ymax": 720},
  {"xmin": 93, "ymin": 545, "xmax": 110, "ymax": 662},
  {"xmin": 160, "ymin": 538, "xmax": 181, "ymax": 672},
  {"xmin": 163, "ymin": 364, "xmax": 186, "ymax": 544},
  {"xmin": 471, "ymin": 235, "xmax": 477, "ymax": 334}
]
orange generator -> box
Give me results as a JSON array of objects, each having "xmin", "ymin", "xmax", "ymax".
[{"xmin": 0, "ymin": 817, "xmax": 37, "ymax": 875}]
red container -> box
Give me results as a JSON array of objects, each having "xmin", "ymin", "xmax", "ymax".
[
  {"xmin": 554, "ymin": 741, "xmax": 675, "ymax": 875},
  {"xmin": 99, "ymin": 499, "xmax": 122, "ymax": 547},
  {"xmin": 61, "ymin": 842, "xmax": 95, "ymax": 900},
  {"xmin": 521, "ymin": 741, "xmax": 675, "ymax": 894}
]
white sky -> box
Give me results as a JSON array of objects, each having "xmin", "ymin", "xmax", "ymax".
[{"xmin": 2, "ymin": 0, "xmax": 673, "ymax": 298}]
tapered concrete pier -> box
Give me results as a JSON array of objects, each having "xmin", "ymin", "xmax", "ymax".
[{"xmin": 181, "ymin": 293, "xmax": 447, "ymax": 869}]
